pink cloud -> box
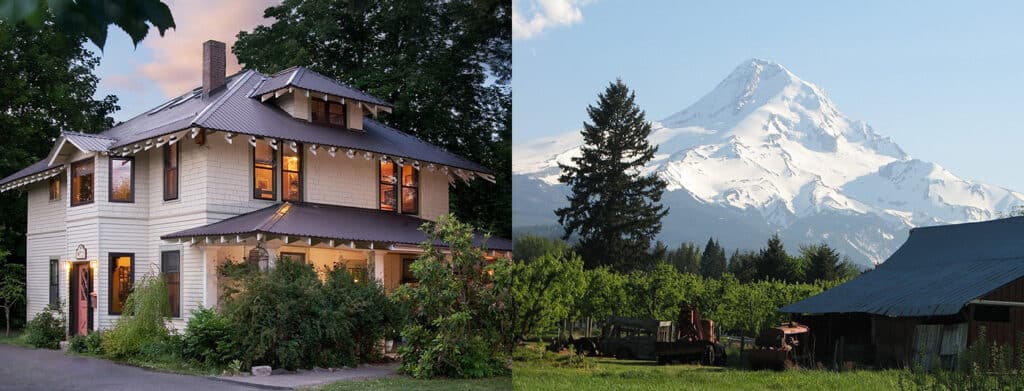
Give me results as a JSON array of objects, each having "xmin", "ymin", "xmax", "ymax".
[{"xmin": 137, "ymin": 0, "xmax": 280, "ymax": 97}]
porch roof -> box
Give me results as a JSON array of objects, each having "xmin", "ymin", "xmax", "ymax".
[{"xmin": 160, "ymin": 202, "xmax": 513, "ymax": 251}]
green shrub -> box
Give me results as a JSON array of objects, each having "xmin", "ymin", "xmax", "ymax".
[
  {"xmin": 24, "ymin": 304, "xmax": 65, "ymax": 349},
  {"xmin": 182, "ymin": 307, "xmax": 237, "ymax": 367},
  {"xmin": 67, "ymin": 334, "xmax": 87, "ymax": 353},
  {"xmin": 223, "ymin": 256, "xmax": 334, "ymax": 370},
  {"xmin": 321, "ymin": 267, "xmax": 403, "ymax": 363},
  {"xmin": 101, "ymin": 274, "xmax": 172, "ymax": 358},
  {"xmin": 395, "ymin": 214, "xmax": 512, "ymax": 379},
  {"xmin": 84, "ymin": 331, "xmax": 105, "ymax": 354}
]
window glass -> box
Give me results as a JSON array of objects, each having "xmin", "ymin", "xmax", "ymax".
[
  {"xmin": 282, "ymin": 145, "xmax": 301, "ymax": 202},
  {"xmin": 253, "ymin": 139, "xmax": 276, "ymax": 200},
  {"xmin": 49, "ymin": 258, "xmax": 58, "ymax": 306},
  {"xmin": 71, "ymin": 159, "xmax": 94, "ymax": 206},
  {"xmin": 311, "ymin": 100, "xmax": 326, "ymax": 123},
  {"xmin": 161, "ymin": 251, "xmax": 180, "ymax": 318},
  {"xmin": 109, "ymin": 254, "xmax": 133, "ymax": 315},
  {"xmin": 401, "ymin": 165, "xmax": 418, "ymax": 214},
  {"xmin": 379, "ymin": 161, "xmax": 397, "ymax": 211},
  {"xmin": 109, "ymin": 157, "xmax": 133, "ymax": 202},
  {"xmin": 328, "ymin": 102, "xmax": 346, "ymax": 126},
  {"xmin": 401, "ymin": 258, "xmax": 418, "ymax": 284},
  {"xmin": 164, "ymin": 143, "xmax": 179, "ymax": 200},
  {"xmin": 49, "ymin": 177, "xmax": 61, "ymax": 201}
]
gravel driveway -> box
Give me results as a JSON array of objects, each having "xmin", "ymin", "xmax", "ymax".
[{"xmin": 0, "ymin": 344, "xmax": 259, "ymax": 391}]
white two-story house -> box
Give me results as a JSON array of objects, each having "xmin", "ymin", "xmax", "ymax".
[{"xmin": 0, "ymin": 40, "xmax": 511, "ymax": 336}]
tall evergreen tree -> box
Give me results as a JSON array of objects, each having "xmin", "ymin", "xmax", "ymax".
[
  {"xmin": 756, "ymin": 234, "xmax": 800, "ymax": 282},
  {"xmin": 0, "ymin": 17, "xmax": 119, "ymax": 261},
  {"xmin": 801, "ymin": 243, "xmax": 842, "ymax": 283},
  {"xmin": 667, "ymin": 242, "xmax": 701, "ymax": 275},
  {"xmin": 234, "ymin": 0, "xmax": 512, "ymax": 237},
  {"xmin": 700, "ymin": 238, "xmax": 727, "ymax": 278},
  {"xmin": 555, "ymin": 79, "xmax": 668, "ymax": 272},
  {"xmin": 728, "ymin": 249, "xmax": 759, "ymax": 283}
]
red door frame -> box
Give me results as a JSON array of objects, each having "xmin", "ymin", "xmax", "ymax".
[{"xmin": 68, "ymin": 262, "xmax": 93, "ymax": 336}]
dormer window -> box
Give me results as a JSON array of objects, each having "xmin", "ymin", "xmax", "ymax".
[{"xmin": 311, "ymin": 100, "xmax": 346, "ymax": 127}]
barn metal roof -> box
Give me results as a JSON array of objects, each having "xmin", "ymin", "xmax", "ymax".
[
  {"xmin": 161, "ymin": 202, "xmax": 513, "ymax": 251},
  {"xmin": 781, "ymin": 216, "xmax": 1024, "ymax": 317}
]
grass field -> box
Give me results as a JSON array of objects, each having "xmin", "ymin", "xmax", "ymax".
[
  {"xmin": 0, "ymin": 330, "xmax": 29, "ymax": 348},
  {"xmin": 316, "ymin": 376, "xmax": 511, "ymax": 390},
  {"xmin": 513, "ymin": 357, "xmax": 906, "ymax": 391}
]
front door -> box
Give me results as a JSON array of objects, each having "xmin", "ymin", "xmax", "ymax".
[{"xmin": 70, "ymin": 263, "xmax": 92, "ymax": 335}]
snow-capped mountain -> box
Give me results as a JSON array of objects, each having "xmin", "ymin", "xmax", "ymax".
[{"xmin": 513, "ymin": 59, "xmax": 1024, "ymax": 267}]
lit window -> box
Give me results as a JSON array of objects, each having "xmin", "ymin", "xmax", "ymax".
[
  {"xmin": 253, "ymin": 139, "xmax": 276, "ymax": 200},
  {"xmin": 401, "ymin": 164, "xmax": 418, "ymax": 215},
  {"xmin": 109, "ymin": 254, "xmax": 134, "ymax": 315},
  {"xmin": 282, "ymin": 144, "xmax": 302, "ymax": 202},
  {"xmin": 109, "ymin": 157, "xmax": 134, "ymax": 203},
  {"xmin": 71, "ymin": 158, "xmax": 94, "ymax": 206},
  {"xmin": 380, "ymin": 160, "xmax": 397, "ymax": 211},
  {"xmin": 48, "ymin": 176, "xmax": 61, "ymax": 201},
  {"xmin": 164, "ymin": 143, "xmax": 179, "ymax": 200}
]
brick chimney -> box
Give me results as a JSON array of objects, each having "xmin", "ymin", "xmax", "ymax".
[{"xmin": 202, "ymin": 40, "xmax": 226, "ymax": 96}]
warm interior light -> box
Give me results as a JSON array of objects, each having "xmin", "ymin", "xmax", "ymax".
[{"xmin": 89, "ymin": 259, "xmax": 98, "ymax": 270}]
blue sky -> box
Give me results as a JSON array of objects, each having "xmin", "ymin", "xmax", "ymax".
[
  {"xmin": 513, "ymin": 0, "xmax": 1024, "ymax": 191},
  {"xmin": 88, "ymin": 0, "xmax": 277, "ymax": 123}
]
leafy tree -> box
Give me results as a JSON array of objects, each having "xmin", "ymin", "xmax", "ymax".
[
  {"xmin": 396, "ymin": 214, "xmax": 511, "ymax": 378},
  {"xmin": 578, "ymin": 267, "xmax": 627, "ymax": 325},
  {"xmin": 555, "ymin": 79, "xmax": 668, "ymax": 272},
  {"xmin": 0, "ymin": 0, "xmax": 175, "ymax": 49},
  {"xmin": 0, "ymin": 16, "xmax": 118, "ymax": 261},
  {"xmin": 510, "ymin": 248, "xmax": 586, "ymax": 341},
  {"xmin": 667, "ymin": 242, "xmax": 701, "ymax": 275},
  {"xmin": 0, "ymin": 251, "xmax": 24, "ymax": 335},
  {"xmin": 513, "ymin": 235, "xmax": 570, "ymax": 264},
  {"xmin": 700, "ymin": 237, "xmax": 727, "ymax": 278},
  {"xmin": 233, "ymin": 0, "xmax": 511, "ymax": 238}
]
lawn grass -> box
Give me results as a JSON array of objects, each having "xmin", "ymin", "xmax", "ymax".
[
  {"xmin": 513, "ymin": 357, "xmax": 905, "ymax": 391},
  {"xmin": 315, "ymin": 376, "xmax": 511, "ymax": 390},
  {"xmin": 0, "ymin": 330, "xmax": 30, "ymax": 347}
]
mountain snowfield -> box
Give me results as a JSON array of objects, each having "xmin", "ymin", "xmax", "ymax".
[{"xmin": 513, "ymin": 59, "xmax": 1024, "ymax": 267}]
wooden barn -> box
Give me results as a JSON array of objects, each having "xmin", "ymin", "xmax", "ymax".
[{"xmin": 781, "ymin": 217, "xmax": 1024, "ymax": 369}]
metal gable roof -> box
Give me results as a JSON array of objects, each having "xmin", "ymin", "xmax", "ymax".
[
  {"xmin": 251, "ymin": 66, "xmax": 392, "ymax": 107},
  {"xmin": 781, "ymin": 216, "xmax": 1024, "ymax": 317},
  {"xmin": 161, "ymin": 202, "xmax": 513, "ymax": 251}
]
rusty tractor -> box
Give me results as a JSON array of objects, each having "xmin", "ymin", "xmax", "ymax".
[
  {"xmin": 653, "ymin": 305, "xmax": 727, "ymax": 365},
  {"xmin": 748, "ymin": 321, "xmax": 814, "ymax": 370}
]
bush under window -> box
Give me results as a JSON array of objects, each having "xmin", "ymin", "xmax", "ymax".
[{"xmin": 25, "ymin": 304, "xmax": 65, "ymax": 349}]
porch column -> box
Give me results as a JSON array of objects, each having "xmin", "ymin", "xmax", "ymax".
[{"xmin": 368, "ymin": 250, "xmax": 385, "ymax": 282}]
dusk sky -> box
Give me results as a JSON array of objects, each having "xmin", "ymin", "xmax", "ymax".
[
  {"xmin": 88, "ymin": 0, "xmax": 279, "ymax": 123},
  {"xmin": 513, "ymin": 0, "xmax": 1024, "ymax": 191}
]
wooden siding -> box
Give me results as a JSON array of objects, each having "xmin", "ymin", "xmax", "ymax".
[{"xmin": 970, "ymin": 276, "xmax": 1024, "ymax": 354}]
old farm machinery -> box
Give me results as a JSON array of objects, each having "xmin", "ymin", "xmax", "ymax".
[
  {"xmin": 748, "ymin": 321, "xmax": 814, "ymax": 370},
  {"xmin": 653, "ymin": 305, "xmax": 727, "ymax": 365}
]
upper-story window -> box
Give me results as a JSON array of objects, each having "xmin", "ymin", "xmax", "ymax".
[
  {"xmin": 283, "ymin": 143, "xmax": 302, "ymax": 202},
  {"xmin": 311, "ymin": 100, "xmax": 346, "ymax": 127},
  {"xmin": 380, "ymin": 160, "xmax": 419, "ymax": 214},
  {"xmin": 48, "ymin": 176, "xmax": 61, "ymax": 201},
  {"xmin": 253, "ymin": 138, "xmax": 276, "ymax": 200},
  {"xmin": 401, "ymin": 164, "xmax": 418, "ymax": 215},
  {"xmin": 109, "ymin": 157, "xmax": 134, "ymax": 203},
  {"xmin": 70, "ymin": 158, "xmax": 94, "ymax": 206},
  {"xmin": 164, "ymin": 143, "xmax": 179, "ymax": 201},
  {"xmin": 380, "ymin": 160, "xmax": 397, "ymax": 212}
]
